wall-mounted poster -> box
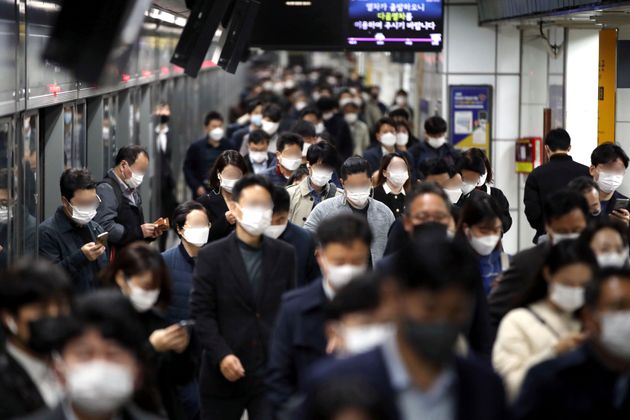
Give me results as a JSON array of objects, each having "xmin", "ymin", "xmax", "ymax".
[{"xmin": 448, "ymin": 85, "xmax": 492, "ymax": 157}]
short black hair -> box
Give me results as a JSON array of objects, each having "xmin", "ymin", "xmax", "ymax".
[
  {"xmin": 246, "ymin": 99, "xmax": 264, "ymax": 114},
  {"xmin": 0, "ymin": 258, "xmax": 72, "ymax": 314},
  {"xmin": 388, "ymin": 108, "xmax": 410, "ymax": 121},
  {"xmin": 316, "ymin": 213, "xmax": 373, "ymax": 248},
  {"xmin": 231, "ymin": 174, "xmax": 274, "ymax": 204},
  {"xmin": 465, "ymin": 148, "xmax": 493, "ymax": 184},
  {"xmin": 307, "ymin": 141, "xmax": 337, "ymax": 168},
  {"xmin": 115, "ymin": 145, "xmax": 148, "ymax": 166},
  {"xmin": 543, "ymin": 189, "xmax": 588, "ymax": 224},
  {"xmin": 374, "ymin": 117, "xmax": 396, "ymax": 135},
  {"xmin": 271, "ymin": 185, "xmax": 291, "ymax": 215},
  {"xmin": 393, "ymin": 234, "xmax": 478, "ymax": 294},
  {"xmin": 417, "ymin": 158, "xmax": 455, "ymax": 180},
  {"xmin": 456, "ymin": 153, "xmax": 486, "ymax": 176},
  {"xmin": 172, "ymin": 201, "xmax": 207, "ymax": 236},
  {"xmin": 60, "ymin": 168, "xmax": 96, "ymax": 201},
  {"xmin": 263, "ymin": 103, "xmax": 282, "ymax": 122},
  {"xmin": 585, "ymin": 267, "xmax": 630, "ymax": 307},
  {"xmin": 424, "ymin": 116, "xmax": 447, "ymax": 136},
  {"xmin": 277, "ymin": 132, "xmax": 304, "ymax": 152},
  {"xmin": 568, "ymin": 176, "xmax": 600, "ymax": 194},
  {"xmin": 204, "ymin": 111, "xmax": 224, "ymax": 126},
  {"xmin": 316, "ymin": 96, "xmax": 338, "ymax": 113},
  {"xmin": 304, "ymin": 377, "xmax": 389, "ymax": 420},
  {"xmin": 591, "ymin": 143, "xmax": 630, "ymax": 168},
  {"xmin": 457, "ymin": 195, "xmax": 502, "ymax": 231},
  {"xmin": 579, "ymin": 218, "xmax": 629, "ymax": 248},
  {"xmin": 404, "ymin": 183, "xmax": 450, "ymax": 215},
  {"xmin": 325, "ymin": 272, "xmax": 381, "ymax": 321},
  {"xmin": 208, "ymin": 150, "xmax": 249, "ymax": 190},
  {"xmin": 248, "ymin": 129, "xmax": 271, "ymax": 145},
  {"xmin": 518, "ymin": 240, "xmax": 596, "ymax": 308},
  {"xmin": 299, "ymin": 106, "xmax": 322, "ymax": 120},
  {"xmin": 291, "ymin": 120, "xmax": 317, "ymax": 138},
  {"xmin": 340, "ymin": 156, "xmax": 370, "ymax": 180},
  {"xmin": 545, "ymin": 128, "xmax": 571, "ymax": 152}
]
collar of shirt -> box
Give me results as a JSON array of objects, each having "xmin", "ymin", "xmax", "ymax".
[
  {"xmin": 307, "ymin": 178, "xmax": 328, "ymax": 198},
  {"xmin": 383, "ymin": 182, "xmax": 405, "ymax": 196},
  {"xmin": 109, "ymin": 169, "xmax": 133, "ymax": 195},
  {"xmin": 381, "ymin": 334, "xmax": 456, "ymax": 399},
  {"xmin": 6, "ymin": 342, "xmax": 63, "ymax": 408},
  {"xmin": 381, "ymin": 146, "xmax": 393, "ymax": 156},
  {"xmin": 178, "ymin": 242, "xmax": 196, "ymax": 267},
  {"xmin": 155, "ymin": 125, "xmax": 169, "ymax": 135}
]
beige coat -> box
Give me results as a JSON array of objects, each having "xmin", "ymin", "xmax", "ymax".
[
  {"xmin": 286, "ymin": 177, "xmax": 344, "ymax": 227},
  {"xmin": 492, "ymin": 300, "xmax": 581, "ymax": 401}
]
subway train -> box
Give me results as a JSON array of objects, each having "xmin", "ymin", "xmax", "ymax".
[{"xmin": 0, "ymin": 1, "xmax": 248, "ymax": 268}]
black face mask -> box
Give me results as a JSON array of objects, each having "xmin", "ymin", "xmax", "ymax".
[
  {"xmin": 159, "ymin": 115, "xmax": 170, "ymax": 124},
  {"xmin": 411, "ymin": 222, "xmax": 449, "ymax": 242},
  {"xmin": 27, "ymin": 316, "xmax": 69, "ymax": 355},
  {"xmin": 401, "ymin": 319, "xmax": 460, "ymax": 367}
]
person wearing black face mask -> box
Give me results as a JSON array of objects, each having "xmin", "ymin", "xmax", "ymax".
[
  {"xmin": 0, "ymin": 258, "xmax": 73, "ymax": 419},
  {"xmin": 300, "ymin": 237, "xmax": 508, "ymax": 420},
  {"xmin": 155, "ymin": 102, "xmax": 178, "ymax": 251}
]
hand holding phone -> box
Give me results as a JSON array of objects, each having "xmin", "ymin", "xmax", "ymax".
[
  {"xmin": 614, "ymin": 199, "xmax": 629, "ymax": 211},
  {"xmin": 96, "ymin": 232, "xmax": 109, "ymax": 247}
]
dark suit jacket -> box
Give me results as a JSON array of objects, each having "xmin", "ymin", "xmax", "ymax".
[
  {"xmin": 196, "ymin": 190, "xmax": 234, "ymax": 243},
  {"xmin": 279, "ymin": 223, "xmax": 320, "ymax": 287},
  {"xmin": 524, "ymin": 154, "xmax": 589, "ymax": 242},
  {"xmin": 156, "ymin": 130, "xmax": 177, "ymax": 218},
  {"xmin": 19, "ymin": 403, "xmax": 165, "ymax": 420},
  {"xmin": 323, "ymin": 114, "xmax": 354, "ymax": 162},
  {"xmin": 266, "ymin": 280, "xmax": 329, "ymax": 412},
  {"xmin": 244, "ymin": 152, "xmax": 277, "ymax": 174},
  {"xmin": 513, "ymin": 343, "xmax": 630, "ymax": 419},
  {"xmin": 488, "ymin": 242, "xmax": 551, "ymax": 332},
  {"xmin": 183, "ymin": 137, "xmax": 230, "ymax": 196},
  {"xmin": 0, "ymin": 346, "xmax": 46, "ymax": 419},
  {"xmin": 191, "ymin": 233, "xmax": 297, "ymax": 398},
  {"xmin": 300, "ymin": 347, "xmax": 508, "ymax": 420}
]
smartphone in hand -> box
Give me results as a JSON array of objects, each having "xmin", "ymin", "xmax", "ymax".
[{"xmin": 96, "ymin": 232, "xmax": 109, "ymax": 247}]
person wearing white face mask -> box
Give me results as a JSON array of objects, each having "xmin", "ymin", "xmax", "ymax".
[
  {"xmin": 239, "ymin": 104, "xmax": 283, "ymax": 155},
  {"xmin": 513, "ymin": 268, "xmax": 630, "ymax": 418},
  {"xmin": 162, "ymin": 201, "xmax": 211, "ymax": 323},
  {"xmin": 96, "ymin": 145, "xmax": 162, "ymax": 257},
  {"xmin": 39, "ymin": 168, "xmax": 108, "ymax": 292},
  {"xmin": 457, "ymin": 196, "xmax": 509, "ymax": 296},
  {"xmin": 243, "ymin": 129, "xmax": 276, "ymax": 175},
  {"xmin": 580, "ymin": 219, "xmax": 629, "ymax": 269},
  {"xmin": 363, "ymin": 117, "xmax": 413, "ymax": 176},
  {"xmin": 192, "ymin": 175, "xmax": 297, "ymax": 420},
  {"xmin": 304, "ymin": 157, "xmax": 395, "ymax": 265},
  {"xmin": 493, "ymin": 240, "xmax": 596, "ymax": 400},
  {"xmin": 408, "ymin": 115, "xmax": 461, "ymax": 172},
  {"xmin": 197, "ymin": 150, "xmax": 247, "ymax": 243},
  {"xmin": 264, "ymin": 186, "xmax": 320, "ymax": 287},
  {"xmin": 373, "ymin": 153, "xmax": 412, "ymax": 218},
  {"xmin": 184, "ymin": 111, "xmax": 230, "ymax": 198},
  {"xmin": 42, "ymin": 291, "xmax": 164, "ymax": 420},
  {"xmin": 266, "ymin": 214, "xmax": 372, "ymax": 413},
  {"xmin": 104, "ymin": 242, "xmax": 196, "ymax": 419},
  {"xmin": 261, "ymin": 132, "xmax": 304, "ymax": 186},
  {"xmin": 342, "ymin": 100, "xmax": 370, "ymax": 155},
  {"xmin": 286, "ymin": 141, "xmax": 344, "ymax": 227},
  {"xmin": 589, "ymin": 142, "xmax": 630, "ymax": 226}
]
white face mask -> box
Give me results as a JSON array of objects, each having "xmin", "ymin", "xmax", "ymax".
[
  {"xmin": 551, "ymin": 232, "xmax": 580, "ymax": 244},
  {"xmin": 597, "ymin": 251, "xmax": 628, "ymax": 268},
  {"xmin": 477, "ymin": 172, "xmax": 488, "ymax": 187},
  {"xmin": 238, "ymin": 206, "xmax": 273, "ymax": 236},
  {"xmin": 326, "ymin": 262, "xmax": 366, "ymax": 291},
  {"xmin": 262, "ymin": 120, "xmax": 279, "ymax": 136},
  {"xmin": 64, "ymin": 360, "xmax": 134, "ymax": 416},
  {"xmin": 346, "ymin": 188, "xmax": 371, "ymax": 208},
  {"xmin": 344, "ymin": 113, "xmax": 358, "ymax": 124},
  {"xmin": 600, "ymin": 310, "xmax": 630, "ymax": 359},
  {"xmin": 339, "ymin": 98, "xmax": 353, "ymax": 108},
  {"xmin": 379, "ymin": 132, "xmax": 396, "ymax": 148},
  {"xmin": 597, "ymin": 171, "xmax": 624, "ymax": 194},
  {"xmin": 315, "ymin": 122, "xmax": 325, "ymax": 134},
  {"xmin": 461, "ymin": 182, "xmax": 477, "ymax": 196},
  {"xmin": 124, "ymin": 168, "xmax": 144, "ymax": 189},
  {"xmin": 322, "ymin": 112, "xmax": 334, "ymax": 121},
  {"xmin": 302, "ymin": 142, "xmax": 311, "ymax": 157},
  {"xmin": 295, "ymin": 101, "xmax": 307, "ymax": 111},
  {"xmin": 280, "ymin": 156, "xmax": 302, "ymax": 171},
  {"xmin": 127, "ymin": 284, "xmax": 160, "ymax": 312},
  {"xmin": 468, "ymin": 234, "xmax": 500, "ymax": 256},
  {"xmin": 250, "ymin": 114, "xmax": 263, "ymax": 127},
  {"xmin": 342, "ymin": 323, "xmax": 394, "ymax": 355},
  {"xmin": 395, "ymin": 96, "xmax": 407, "ymax": 106},
  {"xmin": 249, "ymin": 151, "xmax": 268, "ymax": 164},
  {"xmin": 396, "ymin": 132, "xmax": 409, "ymax": 146},
  {"xmin": 387, "ymin": 170, "xmax": 409, "ymax": 187},
  {"xmin": 209, "ymin": 127, "xmax": 224, "ymax": 141},
  {"xmin": 311, "ymin": 168, "xmax": 333, "ymax": 187},
  {"xmin": 427, "ymin": 136, "xmax": 447, "ymax": 149},
  {"xmin": 219, "ymin": 175, "xmax": 239, "ymax": 193},
  {"xmin": 69, "ymin": 203, "xmax": 98, "ymax": 226},
  {"xmin": 0, "ymin": 206, "xmax": 8, "ymax": 224},
  {"xmin": 263, "ymin": 223, "xmax": 287, "ymax": 239},
  {"xmin": 444, "ymin": 188, "xmax": 462, "ymax": 204},
  {"xmin": 182, "ymin": 226, "xmax": 210, "ymax": 247},
  {"xmin": 550, "ymin": 283, "xmax": 585, "ymax": 313}
]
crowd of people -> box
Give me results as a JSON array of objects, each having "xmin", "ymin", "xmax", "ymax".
[{"xmin": 1, "ymin": 65, "xmax": 630, "ymax": 420}]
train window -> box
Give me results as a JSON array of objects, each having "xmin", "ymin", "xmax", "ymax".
[
  {"xmin": 103, "ymin": 96, "xmax": 118, "ymax": 170},
  {"xmin": 63, "ymin": 104, "xmax": 86, "ymax": 169},
  {"xmin": 63, "ymin": 105, "xmax": 74, "ymax": 168},
  {"xmin": 0, "ymin": 119, "xmax": 12, "ymax": 268},
  {"xmin": 19, "ymin": 113, "xmax": 38, "ymax": 258}
]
